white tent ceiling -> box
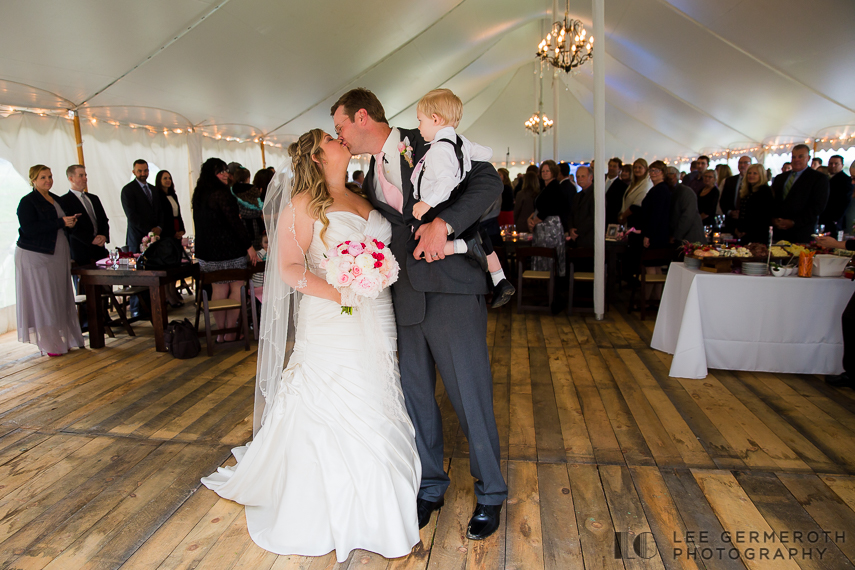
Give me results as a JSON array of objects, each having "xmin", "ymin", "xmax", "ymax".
[{"xmin": 1, "ymin": 0, "xmax": 853, "ymax": 164}]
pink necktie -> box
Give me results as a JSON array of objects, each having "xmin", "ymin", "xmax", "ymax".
[{"xmin": 376, "ymin": 152, "xmax": 403, "ymax": 213}]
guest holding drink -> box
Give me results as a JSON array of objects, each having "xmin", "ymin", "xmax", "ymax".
[{"xmin": 15, "ymin": 165, "xmax": 85, "ymax": 356}]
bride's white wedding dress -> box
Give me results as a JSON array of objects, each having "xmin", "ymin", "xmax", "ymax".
[{"xmin": 202, "ymin": 210, "xmax": 421, "ymax": 563}]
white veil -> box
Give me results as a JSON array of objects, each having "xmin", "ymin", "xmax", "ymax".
[{"xmin": 253, "ymin": 163, "xmax": 302, "ymax": 436}]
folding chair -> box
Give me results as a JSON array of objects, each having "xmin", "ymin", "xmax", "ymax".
[
  {"xmin": 566, "ymin": 248, "xmax": 608, "ymax": 315},
  {"xmin": 628, "ymin": 247, "xmax": 672, "ymax": 320},
  {"xmin": 516, "ymin": 247, "xmax": 557, "ymax": 313},
  {"xmin": 194, "ymin": 268, "xmax": 251, "ymax": 356}
]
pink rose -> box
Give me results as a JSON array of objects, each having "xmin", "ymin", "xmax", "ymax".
[
  {"xmin": 337, "ymin": 272, "xmax": 353, "ymax": 286},
  {"xmin": 351, "ymin": 265, "xmax": 362, "ymax": 277},
  {"xmin": 347, "ymin": 243, "xmax": 364, "ymax": 256},
  {"xmin": 397, "ymin": 142, "xmax": 405, "ymax": 153}
]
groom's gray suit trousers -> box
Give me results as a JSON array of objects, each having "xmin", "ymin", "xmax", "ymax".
[{"xmin": 397, "ymin": 291, "xmax": 507, "ymax": 506}]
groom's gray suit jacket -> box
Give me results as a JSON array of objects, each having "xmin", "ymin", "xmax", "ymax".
[{"xmin": 364, "ymin": 127, "xmax": 501, "ymax": 326}]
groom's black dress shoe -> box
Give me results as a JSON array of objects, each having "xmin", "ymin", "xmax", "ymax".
[
  {"xmin": 464, "ymin": 234, "xmax": 489, "ymax": 272},
  {"xmin": 826, "ymin": 373, "xmax": 853, "ymax": 387},
  {"xmin": 466, "ymin": 503, "xmax": 502, "ymax": 540},
  {"xmin": 417, "ymin": 497, "xmax": 444, "ymax": 529}
]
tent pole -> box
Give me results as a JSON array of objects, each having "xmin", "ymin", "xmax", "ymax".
[
  {"xmin": 553, "ymin": 0, "xmax": 559, "ymax": 162},
  {"xmin": 593, "ymin": 0, "xmax": 606, "ymax": 319},
  {"xmin": 260, "ymin": 138, "xmax": 266, "ymax": 169},
  {"xmin": 72, "ymin": 110, "xmax": 85, "ymax": 166}
]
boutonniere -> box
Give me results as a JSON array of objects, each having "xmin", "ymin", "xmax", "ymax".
[{"xmin": 398, "ymin": 138, "xmax": 414, "ymax": 168}]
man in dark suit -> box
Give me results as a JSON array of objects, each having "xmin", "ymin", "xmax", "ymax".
[
  {"xmin": 820, "ymin": 155, "xmax": 853, "ymax": 235},
  {"xmin": 685, "ymin": 155, "xmax": 710, "ymax": 194},
  {"xmin": 568, "ymin": 165, "xmax": 595, "ymax": 248},
  {"xmin": 605, "ymin": 161, "xmax": 628, "ymax": 225},
  {"xmin": 121, "ymin": 159, "xmax": 162, "ymax": 317},
  {"xmin": 719, "ymin": 155, "xmax": 751, "ymax": 234},
  {"xmin": 771, "ymin": 144, "xmax": 829, "ymax": 243},
  {"xmin": 59, "ymin": 165, "xmax": 110, "ymax": 266},
  {"xmin": 332, "ymin": 88, "xmax": 506, "ymax": 540},
  {"xmin": 121, "ymin": 159, "xmax": 162, "ymax": 254},
  {"xmin": 557, "ymin": 162, "xmax": 577, "ymax": 231}
]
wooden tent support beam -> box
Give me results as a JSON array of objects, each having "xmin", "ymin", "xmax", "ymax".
[
  {"xmin": 260, "ymin": 138, "xmax": 266, "ymax": 168},
  {"xmin": 72, "ymin": 110, "xmax": 85, "ymax": 166}
]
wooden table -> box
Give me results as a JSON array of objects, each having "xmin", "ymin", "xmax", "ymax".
[{"xmin": 72, "ymin": 262, "xmax": 199, "ymax": 352}]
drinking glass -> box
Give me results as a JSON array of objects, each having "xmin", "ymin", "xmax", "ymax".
[{"xmin": 109, "ymin": 248, "xmax": 119, "ymax": 268}]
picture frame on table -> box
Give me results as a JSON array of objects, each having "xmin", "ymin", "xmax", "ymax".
[{"xmin": 606, "ymin": 224, "xmax": 619, "ymax": 240}]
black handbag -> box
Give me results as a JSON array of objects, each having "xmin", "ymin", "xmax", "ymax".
[
  {"xmin": 137, "ymin": 237, "xmax": 188, "ymax": 270},
  {"xmin": 164, "ymin": 318, "xmax": 201, "ymax": 359}
]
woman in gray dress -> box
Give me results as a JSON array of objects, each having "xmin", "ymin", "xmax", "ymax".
[{"xmin": 15, "ymin": 165, "xmax": 85, "ymax": 356}]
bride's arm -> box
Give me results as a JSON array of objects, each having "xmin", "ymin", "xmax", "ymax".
[{"xmin": 277, "ymin": 196, "xmax": 342, "ymax": 305}]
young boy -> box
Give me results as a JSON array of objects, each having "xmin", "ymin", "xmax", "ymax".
[{"xmin": 411, "ymin": 88, "xmax": 515, "ymax": 308}]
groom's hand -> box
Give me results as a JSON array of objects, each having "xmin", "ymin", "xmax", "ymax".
[{"xmin": 414, "ymin": 218, "xmax": 448, "ymax": 263}]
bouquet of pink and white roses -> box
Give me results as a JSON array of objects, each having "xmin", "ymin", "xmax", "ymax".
[
  {"xmin": 320, "ymin": 234, "xmax": 399, "ymax": 315},
  {"xmin": 140, "ymin": 231, "xmax": 160, "ymax": 253}
]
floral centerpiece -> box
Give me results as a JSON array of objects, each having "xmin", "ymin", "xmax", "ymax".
[
  {"xmin": 321, "ymin": 234, "xmax": 400, "ymax": 315},
  {"xmin": 140, "ymin": 231, "xmax": 160, "ymax": 253}
]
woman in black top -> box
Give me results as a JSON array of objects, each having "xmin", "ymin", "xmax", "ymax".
[
  {"xmin": 528, "ymin": 160, "xmax": 570, "ymax": 276},
  {"xmin": 15, "ymin": 165, "xmax": 84, "ymax": 356},
  {"xmin": 193, "ymin": 158, "xmax": 259, "ymax": 341},
  {"xmin": 155, "ymin": 170, "xmax": 186, "ymax": 307},
  {"xmin": 635, "ymin": 161, "xmax": 672, "ymax": 301},
  {"xmin": 497, "ymin": 168, "xmax": 515, "ymax": 227},
  {"xmin": 697, "ymin": 169, "xmax": 720, "ymax": 225},
  {"xmin": 735, "ymin": 164, "xmax": 773, "ymax": 245}
]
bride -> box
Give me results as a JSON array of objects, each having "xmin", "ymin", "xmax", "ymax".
[{"xmin": 201, "ymin": 129, "xmax": 421, "ymax": 562}]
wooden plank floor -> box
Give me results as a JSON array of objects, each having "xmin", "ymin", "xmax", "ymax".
[{"xmin": 2, "ymin": 299, "xmax": 855, "ymax": 569}]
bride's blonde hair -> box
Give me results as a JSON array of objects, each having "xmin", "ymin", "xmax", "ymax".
[{"xmin": 289, "ymin": 129, "xmax": 333, "ymax": 246}]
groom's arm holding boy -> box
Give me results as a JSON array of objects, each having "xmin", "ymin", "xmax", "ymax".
[{"xmin": 413, "ymin": 162, "xmax": 502, "ymax": 262}]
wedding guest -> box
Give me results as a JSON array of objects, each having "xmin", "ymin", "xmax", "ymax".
[
  {"xmin": 15, "ymin": 165, "xmax": 84, "ymax": 356},
  {"xmin": 606, "ymin": 163, "xmax": 630, "ymax": 224},
  {"xmin": 771, "ymin": 144, "xmax": 829, "ymax": 243},
  {"xmin": 58, "ymin": 164, "xmax": 110, "ymax": 266},
  {"xmin": 812, "ymin": 157, "xmax": 823, "ymax": 170},
  {"xmin": 604, "ymin": 158, "xmax": 622, "ymax": 191},
  {"xmin": 557, "ymin": 162, "xmax": 577, "ymax": 230},
  {"xmin": 735, "ymin": 164, "xmax": 773, "ymax": 244},
  {"xmin": 515, "ymin": 164, "xmax": 541, "ymax": 196},
  {"xmin": 252, "ymin": 167, "xmax": 274, "ymax": 202},
  {"xmin": 156, "ymin": 170, "xmax": 185, "ymax": 239},
  {"xmin": 619, "ymin": 158, "xmax": 652, "ymax": 228},
  {"xmin": 121, "ymin": 159, "xmax": 162, "ymax": 253},
  {"xmin": 720, "ymin": 156, "xmax": 751, "ymax": 234},
  {"xmin": 666, "ymin": 167, "xmax": 706, "ymax": 244},
  {"xmin": 639, "ymin": 161, "xmax": 671, "ymax": 300},
  {"xmin": 528, "ymin": 160, "xmax": 569, "ymax": 276},
  {"xmin": 497, "ymin": 167, "xmax": 515, "ymax": 227},
  {"xmin": 513, "ymin": 171, "xmax": 539, "ymax": 232},
  {"xmin": 782, "ymin": 162, "xmax": 792, "ymax": 172},
  {"xmin": 820, "ymin": 155, "xmax": 853, "ymax": 235},
  {"xmin": 352, "ymin": 170, "xmax": 364, "ymax": 188},
  {"xmin": 155, "ymin": 170, "xmax": 186, "ymax": 308},
  {"xmin": 567, "ymin": 166, "xmax": 595, "ymax": 248},
  {"xmin": 232, "ymin": 168, "xmax": 265, "ymax": 249},
  {"xmin": 685, "ymin": 155, "xmax": 710, "ymax": 193},
  {"xmin": 193, "ymin": 158, "xmax": 259, "ymax": 342},
  {"xmin": 697, "ymin": 169, "xmax": 720, "ymax": 224},
  {"xmin": 715, "ymin": 164, "xmax": 732, "ymax": 191}
]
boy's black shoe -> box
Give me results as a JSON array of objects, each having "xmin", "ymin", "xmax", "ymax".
[{"xmin": 491, "ymin": 279, "xmax": 515, "ymax": 308}]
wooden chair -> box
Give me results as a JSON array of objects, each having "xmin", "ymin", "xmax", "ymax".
[
  {"xmin": 516, "ymin": 247, "xmax": 557, "ymax": 313},
  {"xmin": 566, "ymin": 248, "xmax": 608, "ymax": 316},
  {"xmin": 194, "ymin": 268, "xmax": 251, "ymax": 356},
  {"xmin": 628, "ymin": 247, "xmax": 673, "ymax": 320}
]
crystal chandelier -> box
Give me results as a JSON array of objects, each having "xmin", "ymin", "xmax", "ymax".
[
  {"xmin": 536, "ymin": 2, "xmax": 594, "ymax": 72},
  {"xmin": 524, "ymin": 112, "xmax": 553, "ymax": 134}
]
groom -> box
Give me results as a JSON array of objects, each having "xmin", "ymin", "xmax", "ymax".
[{"xmin": 331, "ymin": 88, "xmax": 507, "ymax": 539}]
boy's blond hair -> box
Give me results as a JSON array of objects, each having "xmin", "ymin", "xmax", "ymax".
[{"xmin": 417, "ymin": 88, "xmax": 463, "ymax": 128}]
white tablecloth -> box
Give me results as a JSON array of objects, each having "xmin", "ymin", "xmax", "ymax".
[{"xmin": 651, "ymin": 263, "xmax": 855, "ymax": 379}]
